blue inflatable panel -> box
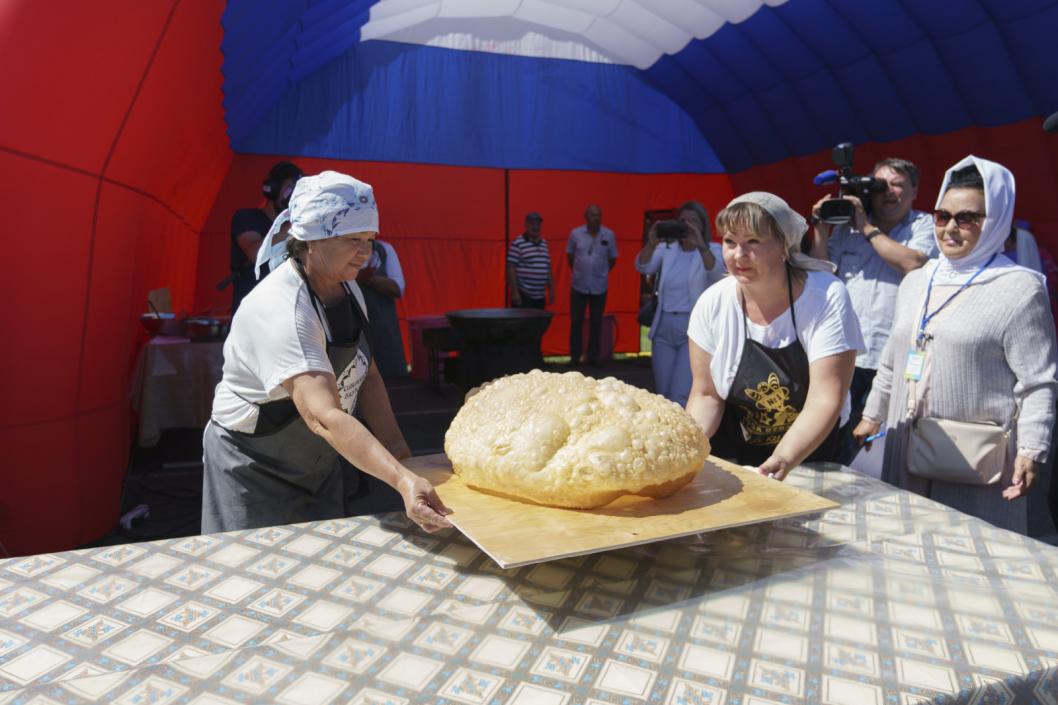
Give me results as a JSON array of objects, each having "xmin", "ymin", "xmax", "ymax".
[
  {"xmin": 220, "ymin": 0, "xmax": 1058, "ymax": 173},
  {"xmin": 235, "ymin": 40, "xmax": 724, "ymax": 174}
]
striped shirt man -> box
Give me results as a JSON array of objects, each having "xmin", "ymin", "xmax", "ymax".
[{"xmin": 507, "ymin": 213, "xmax": 553, "ymax": 306}]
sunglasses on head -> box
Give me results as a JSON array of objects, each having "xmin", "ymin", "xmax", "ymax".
[{"xmin": 933, "ymin": 209, "xmax": 986, "ymax": 228}]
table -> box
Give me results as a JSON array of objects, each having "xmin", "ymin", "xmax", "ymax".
[
  {"xmin": 130, "ymin": 337, "xmax": 224, "ymax": 447},
  {"xmin": 408, "ymin": 316, "xmax": 454, "ymax": 384},
  {"xmin": 2, "ymin": 467, "xmax": 1058, "ymax": 704}
]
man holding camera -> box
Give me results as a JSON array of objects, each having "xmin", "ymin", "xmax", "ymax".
[
  {"xmin": 809, "ymin": 158, "xmax": 937, "ymax": 463},
  {"xmin": 567, "ymin": 205, "xmax": 618, "ymax": 366}
]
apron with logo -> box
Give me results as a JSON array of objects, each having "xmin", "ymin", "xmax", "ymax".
[
  {"xmin": 710, "ymin": 269, "xmax": 840, "ymax": 466},
  {"xmin": 202, "ymin": 261, "xmax": 372, "ymax": 532}
]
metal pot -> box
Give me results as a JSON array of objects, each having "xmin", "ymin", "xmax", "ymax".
[
  {"xmin": 185, "ymin": 317, "xmax": 231, "ymax": 342},
  {"xmin": 139, "ymin": 312, "xmax": 184, "ymax": 337}
]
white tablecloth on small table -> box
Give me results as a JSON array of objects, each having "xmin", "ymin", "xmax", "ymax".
[{"xmin": 130, "ymin": 337, "xmax": 224, "ymax": 447}]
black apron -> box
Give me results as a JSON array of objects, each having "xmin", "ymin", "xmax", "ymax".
[
  {"xmin": 710, "ymin": 268, "xmax": 840, "ymax": 466},
  {"xmin": 201, "ymin": 261, "xmax": 372, "ymax": 533}
]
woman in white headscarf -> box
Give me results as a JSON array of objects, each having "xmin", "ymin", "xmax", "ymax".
[
  {"xmin": 686, "ymin": 192, "xmax": 864, "ymax": 479},
  {"xmin": 854, "ymin": 156, "xmax": 1057, "ymax": 534},
  {"xmin": 202, "ymin": 171, "xmax": 451, "ymax": 534}
]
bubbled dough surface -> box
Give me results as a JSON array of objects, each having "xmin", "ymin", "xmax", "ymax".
[{"xmin": 444, "ymin": 370, "xmax": 710, "ymax": 508}]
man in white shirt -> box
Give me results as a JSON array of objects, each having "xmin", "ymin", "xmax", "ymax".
[
  {"xmin": 566, "ymin": 205, "xmax": 618, "ymax": 366},
  {"xmin": 358, "ymin": 239, "xmax": 408, "ymax": 379},
  {"xmin": 809, "ymin": 157, "xmax": 937, "ymax": 462}
]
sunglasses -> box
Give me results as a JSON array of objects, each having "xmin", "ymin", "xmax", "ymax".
[{"xmin": 933, "ymin": 209, "xmax": 986, "ymax": 229}]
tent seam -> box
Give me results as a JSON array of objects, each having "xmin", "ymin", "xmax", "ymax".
[
  {"xmin": 0, "ymin": 144, "xmax": 197, "ymax": 229},
  {"xmin": 75, "ymin": 0, "xmax": 183, "ymax": 427}
]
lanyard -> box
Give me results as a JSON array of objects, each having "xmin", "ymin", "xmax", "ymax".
[{"xmin": 916, "ymin": 253, "xmax": 996, "ymax": 348}]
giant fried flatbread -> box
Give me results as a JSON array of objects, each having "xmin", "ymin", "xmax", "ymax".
[{"xmin": 444, "ymin": 370, "xmax": 710, "ymax": 509}]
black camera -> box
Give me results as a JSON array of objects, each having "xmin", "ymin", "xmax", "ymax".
[
  {"xmin": 818, "ymin": 143, "xmax": 888, "ymax": 225},
  {"xmin": 656, "ymin": 220, "xmax": 688, "ymax": 241}
]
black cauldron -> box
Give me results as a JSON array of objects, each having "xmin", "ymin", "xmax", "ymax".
[{"xmin": 446, "ymin": 308, "xmax": 553, "ymax": 389}]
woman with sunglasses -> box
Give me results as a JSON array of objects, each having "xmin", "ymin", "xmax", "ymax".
[{"xmin": 853, "ymin": 156, "xmax": 1057, "ymax": 534}]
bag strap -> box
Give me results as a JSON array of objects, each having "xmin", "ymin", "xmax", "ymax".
[
  {"xmin": 650, "ymin": 249, "xmax": 663, "ymax": 296},
  {"xmin": 905, "ymin": 349, "xmax": 1018, "ymax": 433}
]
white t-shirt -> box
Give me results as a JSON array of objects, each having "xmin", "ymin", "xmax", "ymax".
[
  {"xmin": 211, "ymin": 260, "xmax": 370, "ymax": 433},
  {"xmin": 660, "ymin": 249, "xmax": 697, "ymax": 313},
  {"xmin": 687, "ymin": 270, "xmax": 864, "ymax": 424}
]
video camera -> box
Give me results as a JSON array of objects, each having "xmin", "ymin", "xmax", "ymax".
[{"xmin": 816, "ymin": 143, "xmax": 888, "ymax": 225}]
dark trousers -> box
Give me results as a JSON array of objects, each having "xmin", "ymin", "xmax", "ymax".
[
  {"xmin": 838, "ymin": 366, "xmax": 876, "ymax": 466},
  {"xmin": 569, "ymin": 288, "xmax": 606, "ymax": 364},
  {"xmin": 515, "ymin": 290, "xmax": 546, "ymax": 309}
]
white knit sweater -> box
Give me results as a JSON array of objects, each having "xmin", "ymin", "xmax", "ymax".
[
  {"xmin": 864, "ymin": 266, "xmax": 1056, "ymax": 455},
  {"xmin": 862, "ymin": 265, "xmax": 1057, "ymax": 532}
]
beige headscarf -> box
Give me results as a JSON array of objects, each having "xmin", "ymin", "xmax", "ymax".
[{"xmin": 726, "ymin": 192, "xmax": 837, "ymax": 274}]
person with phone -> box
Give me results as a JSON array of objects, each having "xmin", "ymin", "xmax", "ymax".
[{"xmin": 635, "ymin": 201, "xmax": 725, "ymax": 405}]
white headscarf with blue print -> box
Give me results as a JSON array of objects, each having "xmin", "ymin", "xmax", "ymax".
[{"xmin": 256, "ymin": 171, "xmax": 379, "ymax": 278}]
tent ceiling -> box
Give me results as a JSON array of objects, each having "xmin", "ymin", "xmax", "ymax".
[
  {"xmin": 221, "ymin": 0, "xmax": 1058, "ymax": 172},
  {"xmin": 360, "ymin": 0, "xmax": 786, "ymax": 68}
]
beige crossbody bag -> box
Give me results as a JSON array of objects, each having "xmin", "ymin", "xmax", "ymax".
[{"xmin": 904, "ymin": 374, "xmax": 1011, "ymax": 485}]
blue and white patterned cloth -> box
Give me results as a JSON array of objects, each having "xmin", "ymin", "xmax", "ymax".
[{"xmin": 256, "ymin": 171, "xmax": 379, "ymax": 277}]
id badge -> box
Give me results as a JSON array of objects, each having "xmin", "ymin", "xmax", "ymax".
[{"xmin": 904, "ymin": 349, "xmax": 926, "ymax": 381}]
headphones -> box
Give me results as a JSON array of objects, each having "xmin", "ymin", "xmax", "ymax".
[{"xmin": 262, "ymin": 162, "xmax": 304, "ymax": 203}]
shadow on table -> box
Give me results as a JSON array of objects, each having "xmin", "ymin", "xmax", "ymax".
[
  {"xmin": 586, "ymin": 469, "xmax": 743, "ymax": 518},
  {"xmin": 434, "ymin": 515, "xmax": 857, "ymax": 636}
]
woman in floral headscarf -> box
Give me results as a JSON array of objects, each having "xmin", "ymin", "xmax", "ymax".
[
  {"xmin": 854, "ymin": 156, "xmax": 1057, "ymax": 533},
  {"xmin": 686, "ymin": 192, "xmax": 864, "ymax": 480},
  {"xmin": 202, "ymin": 171, "xmax": 451, "ymax": 534}
]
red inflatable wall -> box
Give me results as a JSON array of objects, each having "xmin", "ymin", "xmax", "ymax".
[
  {"xmin": 730, "ymin": 119, "xmax": 1058, "ymax": 253},
  {"xmin": 196, "ymin": 156, "xmax": 736, "ymax": 357},
  {"xmin": 0, "ymin": 0, "xmax": 231, "ymax": 556}
]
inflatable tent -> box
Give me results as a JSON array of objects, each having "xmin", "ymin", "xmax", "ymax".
[{"xmin": 3, "ymin": 0, "xmax": 1057, "ymax": 555}]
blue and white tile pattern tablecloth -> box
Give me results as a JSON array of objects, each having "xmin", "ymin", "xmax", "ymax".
[{"xmin": 2, "ymin": 468, "xmax": 1058, "ymax": 704}]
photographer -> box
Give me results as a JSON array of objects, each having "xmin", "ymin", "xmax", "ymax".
[
  {"xmin": 808, "ymin": 158, "xmax": 936, "ymax": 463},
  {"xmin": 636, "ymin": 202, "xmax": 725, "ymax": 405}
]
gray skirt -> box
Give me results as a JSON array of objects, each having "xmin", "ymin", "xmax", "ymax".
[{"xmin": 200, "ymin": 421, "xmax": 351, "ymax": 534}]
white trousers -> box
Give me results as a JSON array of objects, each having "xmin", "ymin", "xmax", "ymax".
[{"xmin": 651, "ymin": 311, "xmax": 692, "ymax": 407}]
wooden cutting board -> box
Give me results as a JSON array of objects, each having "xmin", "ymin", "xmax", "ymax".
[{"xmin": 404, "ymin": 453, "xmax": 839, "ymax": 568}]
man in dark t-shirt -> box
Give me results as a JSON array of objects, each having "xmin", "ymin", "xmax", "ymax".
[{"xmin": 229, "ymin": 161, "xmax": 303, "ymax": 312}]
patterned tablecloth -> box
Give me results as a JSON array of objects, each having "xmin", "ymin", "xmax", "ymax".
[{"xmin": 2, "ymin": 468, "xmax": 1057, "ymax": 705}]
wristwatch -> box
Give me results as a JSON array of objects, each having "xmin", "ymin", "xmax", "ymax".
[{"xmin": 864, "ymin": 226, "xmax": 881, "ymax": 243}]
